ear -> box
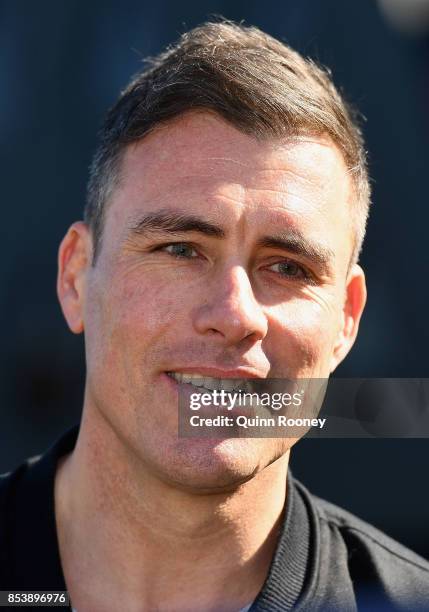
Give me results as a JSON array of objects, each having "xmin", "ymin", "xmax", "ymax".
[
  {"xmin": 330, "ymin": 263, "xmax": 367, "ymax": 372},
  {"xmin": 57, "ymin": 221, "xmax": 93, "ymax": 334}
]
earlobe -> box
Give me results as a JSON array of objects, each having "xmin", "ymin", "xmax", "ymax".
[
  {"xmin": 57, "ymin": 222, "xmax": 92, "ymax": 334},
  {"xmin": 330, "ymin": 264, "xmax": 367, "ymax": 372}
]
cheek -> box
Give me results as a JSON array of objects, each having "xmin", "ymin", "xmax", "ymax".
[
  {"xmin": 85, "ymin": 271, "xmax": 193, "ymax": 378},
  {"xmin": 83, "ymin": 274, "xmax": 188, "ymax": 425},
  {"xmin": 116, "ymin": 275, "xmax": 192, "ymax": 338},
  {"xmin": 267, "ymin": 296, "xmax": 341, "ymax": 375}
]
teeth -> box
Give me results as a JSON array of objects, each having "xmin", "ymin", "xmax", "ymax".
[
  {"xmin": 222, "ymin": 379, "xmax": 237, "ymax": 392},
  {"xmin": 168, "ymin": 372, "xmax": 242, "ymax": 392}
]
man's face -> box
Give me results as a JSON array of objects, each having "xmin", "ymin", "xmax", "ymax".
[{"xmin": 65, "ymin": 112, "xmax": 365, "ymax": 490}]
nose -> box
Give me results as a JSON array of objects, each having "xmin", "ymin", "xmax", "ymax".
[{"xmin": 192, "ymin": 265, "xmax": 268, "ymax": 346}]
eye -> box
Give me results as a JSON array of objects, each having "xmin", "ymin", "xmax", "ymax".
[
  {"xmin": 162, "ymin": 242, "xmax": 199, "ymax": 259},
  {"xmin": 267, "ymin": 259, "xmax": 310, "ymax": 280}
]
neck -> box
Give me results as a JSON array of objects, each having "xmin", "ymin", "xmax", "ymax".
[{"xmin": 55, "ymin": 406, "xmax": 289, "ymax": 612}]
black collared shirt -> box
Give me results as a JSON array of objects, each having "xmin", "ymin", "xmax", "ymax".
[{"xmin": 1, "ymin": 427, "xmax": 429, "ymax": 611}]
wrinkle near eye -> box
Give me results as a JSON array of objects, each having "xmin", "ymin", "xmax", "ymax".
[{"xmin": 299, "ymin": 284, "xmax": 339, "ymax": 313}]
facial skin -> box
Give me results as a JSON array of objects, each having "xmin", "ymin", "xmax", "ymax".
[{"xmin": 58, "ymin": 111, "xmax": 366, "ymax": 493}]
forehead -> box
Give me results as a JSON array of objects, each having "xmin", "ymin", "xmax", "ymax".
[
  {"xmin": 120, "ymin": 112, "xmax": 350, "ymax": 198},
  {"xmin": 106, "ymin": 112, "xmax": 353, "ymax": 259}
]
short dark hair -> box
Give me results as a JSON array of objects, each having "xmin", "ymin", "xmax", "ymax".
[{"xmin": 85, "ymin": 19, "xmax": 370, "ymax": 264}]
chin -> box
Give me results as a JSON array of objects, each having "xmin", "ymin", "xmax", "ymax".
[{"xmin": 148, "ymin": 437, "xmax": 272, "ymax": 493}]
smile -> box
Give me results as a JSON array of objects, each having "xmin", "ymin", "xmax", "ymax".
[{"xmin": 166, "ymin": 372, "xmax": 243, "ymax": 393}]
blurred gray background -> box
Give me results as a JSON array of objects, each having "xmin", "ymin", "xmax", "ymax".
[{"xmin": 1, "ymin": 0, "xmax": 428, "ymax": 557}]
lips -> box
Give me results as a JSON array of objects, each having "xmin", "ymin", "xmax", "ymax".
[{"xmin": 166, "ymin": 372, "xmax": 244, "ymax": 392}]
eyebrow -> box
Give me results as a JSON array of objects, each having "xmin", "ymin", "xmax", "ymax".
[
  {"xmin": 127, "ymin": 209, "xmax": 225, "ymax": 239},
  {"xmin": 257, "ymin": 233, "xmax": 334, "ymax": 271},
  {"xmin": 127, "ymin": 209, "xmax": 333, "ymax": 271}
]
